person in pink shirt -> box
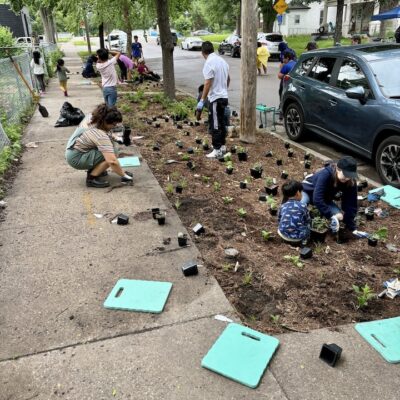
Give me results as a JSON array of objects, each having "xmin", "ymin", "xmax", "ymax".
[
  {"xmin": 137, "ymin": 59, "xmax": 160, "ymax": 82},
  {"xmin": 117, "ymin": 54, "xmax": 134, "ymax": 82},
  {"xmin": 96, "ymin": 48, "xmax": 121, "ymax": 106}
]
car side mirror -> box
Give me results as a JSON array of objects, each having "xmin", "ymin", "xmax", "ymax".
[{"xmin": 346, "ymin": 86, "xmax": 367, "ymax": 104}]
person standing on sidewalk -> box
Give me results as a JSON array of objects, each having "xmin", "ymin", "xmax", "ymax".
[
  {"xmin": 131, "ymin": 35, "xmax": 143, "ymax": 64},
  {"xmin": 197, "ymin": 41, "xmax": 230, "ymax": 159},
  {"xmin": 55, "ymin": 59, "xmax": 70, "ymax": 97},
  {"xmin": 96, "ymin": 48, "xmax": 121, "ymax": 106},
  {"xmin": 30, "ymin": 51, "xmax": 46, "ymax": 94}
]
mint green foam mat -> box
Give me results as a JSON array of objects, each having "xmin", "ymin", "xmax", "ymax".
[
  {"xmin": 104, "ymin": 279, "xmax": 172, "ymax": 313},
  {"xmin": 369, "ymin": 185, "xmax": 400, "ymax": 209},
  {"xmin": 355, "ymin": 316, "xmax": 400, "ymax": 363},
  {"xmin": 201, "ymin": 323, "xmax": 279, "ymax": 388},
  {"xmin": 118, "ymin": 156, "xmax": 141, "ymax": 167}
]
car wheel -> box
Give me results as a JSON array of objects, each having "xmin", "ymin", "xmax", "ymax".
[
  {"xmin": 218, "ymin": 48, "xmax": 224, "ymax": 55},
  {"xmin": 375, "ymin": 135, "xmax": 400, "ymax": 188},
  {"xmin": 181, "ymin": 44, "xmax": 184, "ymax": 49},
  {"xmin": 284, "ymin": 102, "xmax": 305, "ymax": 141}
]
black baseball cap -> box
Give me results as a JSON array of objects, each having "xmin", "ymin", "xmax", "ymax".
[{"xmin": 337, "ymin": 156, "xmax": 358, "ymax": 179}]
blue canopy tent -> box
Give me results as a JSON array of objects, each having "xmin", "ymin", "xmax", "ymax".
[{"xmin": 371, "ymin": 6, "xmax": 400, "ymax": 21}]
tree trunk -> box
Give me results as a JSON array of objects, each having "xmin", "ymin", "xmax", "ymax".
[
  {"xmin": 99, "ymin": 23, "xmax": 105, "ymax": 49},
  {"xmin": 48, "ymin": 10, "xmax": 57, "ymax": 43},
  {"xmin": 122, "ymin": 0, "xmax": 133, "ymax": 54},
  {"xmin": 155, "ymin": 0, "xmax": 175, "ymax": 100},
  {"xmin": 39, "ymin": 7, "xmax": 52, "ymax": 44},
  {"xmin": 240, "ymin": 0, "xmax": 257, "ymax": 144},
  {"xmin": 236, "ymin": 0, "xmax": 242, "ymax": 35},
  {"xmin": 83, "ymin": 10, "xmax": 92, "ymax": 53},
  {"xmin": 333, "ymin": 0, "xmax": 344, "ymax": 44},
  {"xmin": 262, "ymin": 11, "xmax": 274, "ymax": 32}
]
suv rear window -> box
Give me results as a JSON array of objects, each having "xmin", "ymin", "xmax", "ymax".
[
  {"xmin": 265, "ymin": 34, "xmax": 283, "ymax": 42},
  {"xmin": 294, "ymin": 57, "xmax": 314, "ymax": 76},
  {"xmin": 309, "ymin": 57, "xmax": 336, "ymax": 83}
]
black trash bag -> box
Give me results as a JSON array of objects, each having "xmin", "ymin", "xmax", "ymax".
[{"xmin": 55, "ymin": 102, "xmax": 85, "ymax": 127}]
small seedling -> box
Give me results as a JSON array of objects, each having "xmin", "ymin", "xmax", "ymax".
[
  {"xmin": 242, "ymin": 271, "xmax": 253, "ymax": 285},
  {"xmin": 311, "ymin": 216, "xmax": 329, "ymax": 232},
  {"xmin": 371, "ymin": 227, "xmax": 388, "ymax": 241},
  {"xmin": 222, "ymin": 263, "xmax": 233, "ymax": 272},
  {"xmin": 170, "ymin": 171, "xmax": 180, "ymax": 181},
  {"xmin": 393, "ymin": 268, "xmax": 400, "ymax": 275},
  {"xmin": 237, "ymin": 208, "xmax": 247, "ymax": 218},
  {"xmin": 265, "ymin": 176, "xmax": 274, "ymax": 187},
  {"xmin": 314, "ymin": 242, "xmax": 325, "ymax": 254},
  {"xmin": 202, "ymin": 176, "xmax": 210, "ymax": 184},
  {"xmin": 222, "ymin": 196, "xmax": 234, "ymax": 204},
  {"xmin": 174, "ymin": 199, "xmax": 181, "ymax": 210},
  {"xmin": 225, "ymin": 160, "xmax": 234, "ymax": 169},
  {"xmin": 237, "ymin": 146, "xmax": 247, "ymax": 153},
  {"xmin": 283, "ymin": 255, "xmax": 304, "ymax": 269},
  {"xmin": 352, "ymin": 284, "xmax": 376, "ymax": 309},
  {"xmin": 181, "ymin": 154, "xmax": 190, "ymax": 161},
  {"xmin": 213, "ymin": 181, "xmax": 221, "ymax": 192},
  {"xmin": 179, "ymin": 178, "xmax": 188, "ymax": 189},
  {"xmin": 270, "ymin": 314, "xmax": 280, "ymax": 325},
  {"xmin": 166, "ymin": 183, "xmax": 174, "ymax": 194},
  {"xmin": 261, "ymin": 230, "xmax": 273, "ymax": 241},
  {"xmin": 252, "ymin": 163, "xmax": 263, "ymax": 172},
  {"xmin": 223, "ymin": 153, "xmax": 232, "ymax": 162}
]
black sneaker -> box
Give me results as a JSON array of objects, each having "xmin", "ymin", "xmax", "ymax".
[
  {"xmin": 86, "ymin": 177, "xmax": 110, "ymax": 188},
  {"xmin": 88, "ymin": 170, "xmax": 108, "ymax": 177}
]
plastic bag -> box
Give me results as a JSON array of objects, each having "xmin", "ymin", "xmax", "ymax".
[{"xmin": 55, "ymin": 102, "xmax": 85, "ymax": 127}]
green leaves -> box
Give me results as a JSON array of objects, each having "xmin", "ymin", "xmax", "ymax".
[{"xmin": 352, "ymin": 284, "xmax": 376, "ymax": 308}]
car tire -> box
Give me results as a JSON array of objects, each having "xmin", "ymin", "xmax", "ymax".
[
  {"xmin": 218, "ymin": 48, "xmax": 224, "ymax": 55},
  {"xmin": 375, "ymin": 135, "xmax": 400, "ymax": 188},
  {"xmin": 181, "ymin": 44, "xmax": 184, "ymax": 49},
  {"xmin": 284, "ymin": 102, "xmax": 306, "ymax": 141}
]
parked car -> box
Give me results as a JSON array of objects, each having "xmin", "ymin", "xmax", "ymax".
[
  {"xmin": 192, "ymin": 30, "xmax": 213, "ymax": 36},
  {"xmin": 16, "ymin": 37, "xmax": 33, "ymax": 46},
  {"xmin": 181, "ymin": 37, "xmax": 203, "ymax": 50},
  {"xmin": 156, "ymin": 31, "xmax": 178, "ymax": 46},
  {"xmin": 281, "ymin": 44, "xmax": 400, "ymax": 187},
  {"xmin": 105, "ymin": 30, "xmax": 127, "ymax": 53},
  {"xmin": 218, "ymin": 34, "xmax": 241, "ymax": 58},
  {"xmin": 257, "ymin": 32, "xmax": 284, "ymax": 59}
]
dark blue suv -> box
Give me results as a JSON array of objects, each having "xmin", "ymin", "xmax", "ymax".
[{"xmin": 281, "ymin": 44, "xmax": 400, "ymax": 187}]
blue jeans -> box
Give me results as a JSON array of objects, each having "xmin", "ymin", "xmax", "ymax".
[
  {"xmin": 103, "ymin": 86, "xmax": 117, "ymax": 106},
  {"xmin": 301, "ymin": 191, "xmax": 341, "ymax": 215}
]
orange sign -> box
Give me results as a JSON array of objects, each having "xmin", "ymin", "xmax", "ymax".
[{"xmin": 273, "ymin": 0, "xmax": 288, "ymax": 15}]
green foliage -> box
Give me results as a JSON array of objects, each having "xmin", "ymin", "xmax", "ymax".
[
  {"xmin": 127, "ymin": 90, "xmax": 145, "ymax": 103},
  {"xmin": 174, "ymin": 199, "xmax": 181, "ymax": 210},
  {"xmin": 202, "ymin": 175, "xmax": 210, "ymax": 184},
  {"xmin": 222, "ymin": 196, "xmax": 233, "ymax": 204},
  {"xmin": 0, "ymin": 118, "xmax": 23, "ymax": 180},
  {"xmin": 261, "ymin": 230, "xmax": 273, "ymax": 241},
  {"xmin": 181, "ymin": 154, "xmax": 190, "ymax": 161},
  {"xmin": 270, "ymin": 314, "xmax": 280, "ymax": 325},
  {"xmin": 352, "ymin": 284, "xmax": 376, "ymax": 309},
  {"xmin": 179, "ymin": 177, "xmax": 188, "ymax": 188},
  {"xmin": 174, "ymin": 15, "xmax": 192, "ymax": 35},
  {"xmin": 119, "ymin": 103, "xmax": 131, "ymax": 113},
  {"xmin": 222, "ymin": 263, "xmax": 233, "ymax": 272},
  {"xmin": 242, "ymin": 271, "xmax": 253, "ymax": 285},
  {"xmin": 139, "ymin": 100, "xmax": 148, "ymax": 111},
  {"xmin": 371, "ymin": 227, "xmax": 388, "ymax": 241},
  {"xmin": 311, "ymin": 216, "xmax": 329, "ymax": 232},
  {"xmin": 0, "ymin": 26, "xmax": 20, "ymax": 58},
  {"xmin": 237, "ymin": 207, "xmax": 247, "ymax": 218},
  {"xmin": 166, "ymin": 182, "xmax": 174, "ymax": 194},
  {"xmin": 265, "ymin": 176, "xmax": 274, "ymax": 187},
  {"xmin": 393, "ymin": 268, "xmax": 400, "ymax": 276},
  {"xmin": 213, "ymin": 181, "xmax": 221, "ymax": 192},
  {"xmin": 283, "ymin": 255, "xmax": 304, "ymax": 269},
  {"xmin": 45, "ymin": 48, "xmax": 65, "ymax": 78}
]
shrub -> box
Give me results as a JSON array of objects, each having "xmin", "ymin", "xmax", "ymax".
[{"xmin": 0, "ymin": 26, "xmax": 20, "ymax": 58}]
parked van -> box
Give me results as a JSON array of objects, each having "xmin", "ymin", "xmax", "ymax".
[{"xmin": 105, "ymin": 30, "xmax": 127, "ymax": 53}]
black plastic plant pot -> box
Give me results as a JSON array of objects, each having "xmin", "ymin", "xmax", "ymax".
[
  {"xmin": 204, "ymin": 120, "xmax": 209, "ymax": 126},
  {"xmin": 265, "ymin": 185, "xmax": 278, "ymax": 196},
  {"xmin": 164, "ymin": 117, "xmax": 169, "ymax": 123},
  {"xmin": 276, "ymin": 159, "xmax": 283, "ymax": 166},
  {"xmin": 152, "ymin": 117, "xmax": 157, "ymax": 122},
  {"xmin": 186, "ymin": 161, "xmax": 194, "ymax": 170},
  {"xmin": 358, "ymin": 207, "xmax": 366, "ymax": 215},
  {"xmin": 226, "ymin": 167, "xmax": 233, "ymax": 175},
  {"xmin": 360, "ymin": 180, "xmax": 368, "ymax": 189},
  {"xmin": 117, "ymin": 214, "xmax": 129, "ymax": 225},
  {"xmin": 182, "ymin": 260, "xmax": 198, "ymax": 277},
  {"xmin": 218, "ymin": 156, "xmax": 225, "ymax": 163},
  {"xmin": 193, "ymin": 223, "xmax": 205, "ymax": 235},
  {"xmin": 250, "ymin": 168, "xmax": 263, "ymax": 179},
  {"xmin": 189, "ymin": 122, "xmax": 194, "ymax": 127},
  {"xmin": 288, "ymin": 149, "xmax": 294, "ymax": 157},
  {"xmin": 203, "ymin": 144, "xmax": 209, "ymax": 151},
  {"xmin": 156, "ymin": 213, "xmax": 166, "ymax": 225},
  {"xmin": 147, "ymin": 120, "xmax": 153, "ymax": 125},
  {"xmin": 183, "ymin": 119, "xmax": 189, "ymax": 124},
  {"xmin": 366, "ymin": 212, "xmax": 374, "ymax": 221},
  {"xmin": 195, "ymin": 121, "xmax": 200, "ymax": 127},
  {"xmin": 238, "ymin": 152, "xmax": 248, "ymax": 162},
  {"xmin": 151, "ymin": 208, "xmax": 160, "ymax": 219},
  {"xmin": 259, "ymin": 193, "xmax": 267, "ymax": 202},
  {"xmin": 265, "ymin": 151, "xmax": 273, "ymax": 157},
  {"xmin": 304, "ymin": 153, "xmax": 311, "ymax": 160},
  {"xmin": 368, "ymin": 237, "xmax": 378, "ymax": 247},
  {"xmin": 185, "ymin": 131, "xmax": 190, "ymax": 136},
  {"xmin": 230, "ymin": 146, "xmax": 237, "ymax": 154},
  {"xmin": 319, "ymin": 343, "xmax": 342, "ymax": 367},
  {"xmin": 357, "ymin": 183, "xmax": 363, "ymax": 192},
  {"xmin": 175, "ymin": 115, "xmax": 181, "ymax": 122},
  {"xmin": 284, "ymin": 142, "xmax": 290, "ymax": 149},
  {"xmin": 177, "ymin": 124, "xmax": 183, "ymax": 129},
  {"xmin": 259, "ymin": 124, "xmax": 264, "ymax": 129},
  {"xmin": 153, "ymin": 145, "xmax": 160, "ymax": 151},
  {"xmin": 178, "ymin": 234, "xmax": 188, "ymax": 247},
  {"xmin": 336, "ymin": 228, "xmax": 349, "ymax": 244},
  {"xmin": 305, "ymin": 160, "xmax": 312, "ymax": 169},
  {"xmin": 269, "ymin": 208, "xmax": 278, "ymax": 216},
  {"xmin": 123, "ymin": 126, "xmax": 131, "ymax": 146},
  {"xmin": 232, "ymin": 110, "xmax": 238, "ymax": 117},
  {"xmin": 240, "ymin": 181, "xmax": 247, "ymax": 189},
  {"xmin": 195, "ymin": 138, "xmax": 202, "ymax": 144},
  {"xmin": 175, "ymin": 185, "xmax": 183, "ymax": 194},
  {"xmin": 300, "ymin": 247, "xmax": 313, "ymax": 259},
  {"xmin": 281, "ymin": 171, "xmax": 289, "ymax": 179},
  {"xmin": 310, "ymin": 229, "xmax": 327, "ymax": 243},
  {"xmin": 187, "ymin": 147, "xmax": 194, "ymax": 154},
  {"xmin": 155, "ymin": 123, "xmax": 161, "ymax": 128}
]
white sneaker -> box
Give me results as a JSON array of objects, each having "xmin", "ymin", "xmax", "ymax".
[
  {"xmin": 221, "ymin": 145, "xmax": 227, "ymax": 153},
  {"xmin": 206, "ymin": 148, "xmax": 223, "ymax": 159}
]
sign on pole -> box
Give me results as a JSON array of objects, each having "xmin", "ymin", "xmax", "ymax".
[{"xmin": 273, "ymin": 0, "xmax": 288, "ymax": 15}]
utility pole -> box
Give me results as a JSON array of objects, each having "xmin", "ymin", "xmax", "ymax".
[{"xmin": 239, "ymin": 0, "xmax": 258, "ymax": 143}]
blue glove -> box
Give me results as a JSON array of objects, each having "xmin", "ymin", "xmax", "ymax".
[
  {"xmin": 196, "ymin": 100, "xmax": 204, "ymax": 111},
  {"xmin": 330, "ymin": 216, "xmax": 339, "ymax": 233}
]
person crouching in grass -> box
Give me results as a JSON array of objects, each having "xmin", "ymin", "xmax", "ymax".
[{"xmin": 278, "ymin": 180, "xmax": 310, "ymax": 245}]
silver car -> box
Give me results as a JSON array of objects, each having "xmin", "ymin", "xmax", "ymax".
[{"xmin": 257, "ymin": 33, "xmax": 284, "ymax": 59}]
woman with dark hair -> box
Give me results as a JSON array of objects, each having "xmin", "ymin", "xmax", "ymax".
[
  {"xmin": 301, "ymin": 156, "xmax": 358, "ymax": 233},
  {"xmin": 65, "ymin": 104, "xmax": 133, "ymax": 188},
  {"xmin": 30, "ymin": 50, "xmax": 46, "ymax": 93},
  {"xmin": 82, "ymin": 55, "xmax": 98, "ymax": 79},
  {"xmin": 305, "ymin": 41, "xmax": 318, "ymax": 51}
]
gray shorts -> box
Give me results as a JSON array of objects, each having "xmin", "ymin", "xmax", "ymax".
[{"xmin": 65, "ymin": 148, "xmax": 105, "ymax": 170}]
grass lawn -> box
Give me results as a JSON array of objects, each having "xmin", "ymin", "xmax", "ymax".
[
  {"xmin": 286, "ymin": 35, "xmax": 352, "ymax": 57},
  {"xmin": 73, "ymin": 40, "xmax": 97, "ymax": 46},
  {"xmin": 77, "ymin": 50, "xmax": 95, "ymax": 59},
  {"xmin": 57, "ymin": 37, "xmax": 72, "ymax": 43}
]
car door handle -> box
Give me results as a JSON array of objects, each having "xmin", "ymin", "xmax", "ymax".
[{"xmin": 328, "ymin": 99, "xmax": 337, "ymax": 106}]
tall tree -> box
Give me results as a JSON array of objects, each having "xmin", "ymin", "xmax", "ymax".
[
  {"xmin": 333, "ymin": 0, "xmax": 344, "ymax": 43},
  {"xmin": 258, "ymin": 0, "xmax": 276, "ymax": 33}
]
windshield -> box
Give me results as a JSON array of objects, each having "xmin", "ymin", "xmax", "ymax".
[
  {"xmin": 369, "ymin": 57, "xmax": 400, "ymax": 98},
  {"xmin": 265, "ymin": 34, "xmax": 283, "ymax": 42}
]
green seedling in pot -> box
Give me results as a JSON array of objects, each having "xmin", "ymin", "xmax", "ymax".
[
  {"xmin": 179, "ymin": 178, "xmax": 188, "ymax": 189},
  {"xmin": 237, "ymin": 146, "xmax": 247, "ymax": 154},
  {"xmin": 270, "ymin": 314, "xmax": 280, "ymax": 325},
  {"xmin": 265, "ymin": 176, "xmax": 274, "ymax": 187},
  {"xmin": 181, "ymin": 154, "xmax": 190, "ymax": 161},
  {"xmin": 225, "ymin": 160, "xmax": 234, "ymax": 169},
  {"xmin": 174, "ymin": 199, "xmax": 181, "ymax": 210},
  {"xmin": 261, "ymin": 230, "xmax": 273, "ymax": 241},
  {"xmin": 252, "ymin": 163, "xmax": 263, "ymax": 172},
  {"xmin": 311, "ymin": 216, "xmax": 329, "ymax": 232},
  {"xmin": 222, "ymin": 196, "xmax": 233, "ymax": 204},
  {"xmin": 170, "ymin": 171, "xmax": 180, "ymax": 181},
  {"xmin": 202, "ymin": 176, "xmax": 210, "ymax": 184},
  {"xmin": 213, "ymin": 181, "xmax": 221, "ymax": 192},
  {"xmin": 222, "ymin": 263, "xmax": 233, "ymax": 272},
  {"xmin": 352, "ymin": 284, "xmax": 376, "ymax": 309},
  {"xmin": 371, "ymin": 226, "xmax": 388, "ymax": 241},
  {"xmin": 283, "ymin": 255, "xmax": 304, "ymax": 269},
  {"xmin": 237, "ymin": 208, "xmax": 247, "ymax": 218}
]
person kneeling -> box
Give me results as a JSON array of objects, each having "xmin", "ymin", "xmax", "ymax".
[
  {"xmin": 137, "ymin": 59, "xmax": 160, "ymax": 82},
  {"xmin": 278, "ymin": 180, "xmax": 310, "ymax": 245},
  {"xmin": 65, "ymin": 104, "xmax": 133, "ymax": 188}
]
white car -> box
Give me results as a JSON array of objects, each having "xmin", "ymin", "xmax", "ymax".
[
  {"xmin": 105, "ymin": 30, "xmax": 127, "ymax": 53},
  {"xmin": 181, "ymin": 37, "xmax": 203, "ymax": 50},
  {"xmin": 192, "ymin": 30, "xmax": 213, "ymax": 36},
  {"xmin": 257, "ymin": 32, "xmax": 285, "ymax": 59}
]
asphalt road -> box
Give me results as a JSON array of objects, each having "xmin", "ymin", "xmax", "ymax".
[{"xmin": 111, "ymin": 37, "xmax": 381, "ymax": 184}]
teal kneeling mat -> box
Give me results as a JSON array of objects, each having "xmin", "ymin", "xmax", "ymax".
[
  {"xmin": 118, "ymin": 156, "xmax": 141, "ymax": 167},
  {"xmin": 201, "ymin": 323, "xmax": 279, "ymax": 388},
  {"xmin": 355, "ymin": 316, "xmax": 400, "ymax": 363},
  {"xmin": 104, "ymin": 279, "xmax": 172, "ymax": 313}
]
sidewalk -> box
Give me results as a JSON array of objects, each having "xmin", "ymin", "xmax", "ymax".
[{"xmin": 0, "ymin": 44, "xmax": 398, "ymax": 400}]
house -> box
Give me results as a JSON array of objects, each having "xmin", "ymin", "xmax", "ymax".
[{"xmin": 0, "ymin": 4, "xmax": 32, "ymax": 38}]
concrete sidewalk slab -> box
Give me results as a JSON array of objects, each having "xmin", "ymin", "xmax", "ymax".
[{"xmin": 0, "ymin": 318, "xmax": 287, "ymax": 400}]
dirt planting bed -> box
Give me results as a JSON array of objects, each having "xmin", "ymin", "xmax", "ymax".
[{"xmin": 120, "ymin": 92, "xmax": 400, "ymax": 334}]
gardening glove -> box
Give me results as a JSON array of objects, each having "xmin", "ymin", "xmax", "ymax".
[
  {"xmin": 330, "ymin": 216, "xmax": 339, "ymax": 233},
  {"xmin": 352, "ymin": 230, "xmax": 369, "ymax": 238},
  {"xmin": 196, "ymin": 100, "xmax": 204, "ymax": 111}
]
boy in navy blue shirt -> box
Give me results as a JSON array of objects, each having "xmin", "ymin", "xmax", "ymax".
[{"xmin": 278, "ymin": 180, "xmax": 310, "ymax": 243}]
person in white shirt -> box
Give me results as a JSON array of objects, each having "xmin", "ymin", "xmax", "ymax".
[
  {"xmin": 95, "ymin": 48, "xmax": 121, "ymax": 106},
  {"xmin": 30, "ymin": 51, "xmax": 46, "ymax": 94},
  {"xmin": 197, "ymin": 41, "xmax": 230, "ymax": 158}
]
